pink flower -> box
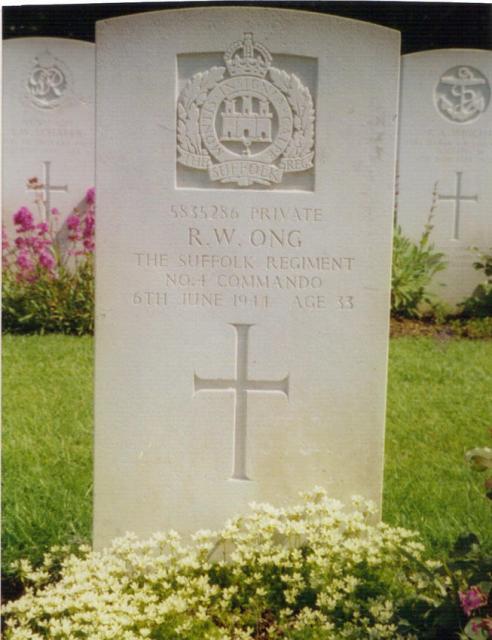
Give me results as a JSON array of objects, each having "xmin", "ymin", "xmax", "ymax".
[
  {"xmin": 85, "ymin": 187, "xmax": 95, "ymax": 205},
  {"xmin": 13, "ymin": 207, "xmax": 35, "ymax": 232},
  {"xmin": 15, "ymin": 237, "xmax": 26, "ymax": 249},
  {"xmin": 84, "ymin": 212, "xmax": 95, "ymax": 228},
  {"xmin": 50, "ymin": 207, "xmax": 60, "ymax": 216},
  {"xmin": 16, "ymin": 251, "xmax": 33, "ymax": 271},
  {"xmin": 37, "ymin": 222, "xmax": 49, "ymax": 235},
  {"xmin": 83, "ymin": 215, "xmax": 95, "ymax": 238},
  {"xmin": 2, "ymin": 225, "xmax": 9, "ymax": 251},
  {"xmin": 482, "ymin": 618, "xmax": 492, "ymax": 633},
  {"xmin": 83, "ymin": 238, "xmax": 95, "ymax": 253},
  {"xmin": 67, "ymin": 214, "xmax": 81, "ymax": 231},
  {"xmin": 459, "ymin": 586, "xmax": 488, "ymax": 617},
  {"xmin": 470, "ymin": 617, "xmax": 492, "ymax": 637},
  {"xmin": 39, "ymin": 250, "xmax": 55, "ymax": 270},
  {"xmin": 27, "ymin": 237, "xmax": 44, "ymax": 253}
]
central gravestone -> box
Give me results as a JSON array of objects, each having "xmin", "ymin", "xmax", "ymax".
[{"xmin": 94, "ymin": 8, "xmax": 400, "ymax": 547}]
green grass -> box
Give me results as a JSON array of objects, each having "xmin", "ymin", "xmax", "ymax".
[
  {"xmin": 383, "ymin": 337, "xmax": 492, "ymax": 553},
  {"xmin": 2, "ymin": 334, "xmax": 491, "ymax": 579},
  {"xmin": 2, "ymin": 335, "xmax": 93, "ymax": 576}
]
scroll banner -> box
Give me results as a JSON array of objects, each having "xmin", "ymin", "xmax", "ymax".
[
  {"xmin": 280, "ymin": 152, "xmax": 314, "ymax": 173},
  {"xmin": 209, "ymin": 160, "xmax": 283, "ymax": 186},
  {"xmin": 178, "ymin": 152, "xmax": 314, "ymax": 184}
]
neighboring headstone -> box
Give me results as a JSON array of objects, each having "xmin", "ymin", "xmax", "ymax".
[
  {"xmin": 397, "ymin": 49, "xmax": 492, "ymax": 308},
  {"xmin": 94, "ymin": 7, "xmax": 400, "ymax": 547},
  {"xmin": 2, "ymin": 38, "xmax": 94, "ymax": 237}
]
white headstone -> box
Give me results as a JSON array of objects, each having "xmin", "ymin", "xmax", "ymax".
[
  {"xmin": 2, "ymin": 38, "xmax": 94, "ymax": 236},
  {"xmin": 94, "ymin": 7, "xmax": 400, "ymax": 547},
  {"xmin": 397, "ymin": 49, "xmax": 492, "ymax": 308}
]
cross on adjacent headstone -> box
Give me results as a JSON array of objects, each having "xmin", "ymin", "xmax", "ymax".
[
  {"xmin": 27, "ymin": 160, "xmax": 68, "ymax": 221},
  {"xmin": 437, "ymin": 171, "xmax": 478, "ymax": 241},
  {"xmin": 194, "ymin": 323, "xmax": 289, "ymax": 481},
  {"xmin": 3, "ymin": 39, "xmax": 94, "ymax": 240},
  {"xmin": 397, "ymin": 50, "xmax": 491, "ymax": 308}
]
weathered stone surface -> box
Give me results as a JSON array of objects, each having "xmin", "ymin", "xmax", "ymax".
[
  {"xmin": 2, "ymin": 38, "xmax": 94, "ymax": 237},
  {"xmin": 94, "ymin": 7, "xmax": 400, "ymax": 547},
  {"xmin": 397, "ymin": 49, "xmax": 492, "ymax": 308}
]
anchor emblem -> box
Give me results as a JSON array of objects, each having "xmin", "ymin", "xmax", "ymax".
[{"xmin": 435, "ymin": 65, "xmax": 490, "ymax": 124}]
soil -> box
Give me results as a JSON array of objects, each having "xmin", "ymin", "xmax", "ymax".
[
  {"xmin": 390, "ymin": 317, "xmax": 453, "ymax": 338},
  {"xmin": 390, "ymin": 316, "xmax": 492, "ymax": 339},
  {"xmin": 1, "ymin": 576, "xmax": 24, "ymax": 606}
]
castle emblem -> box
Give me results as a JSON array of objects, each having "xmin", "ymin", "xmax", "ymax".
[
  {"xmin": 27, "ymin": 51, "xmax": 69, "ymax": 109},
  {"xmin": 177, "ymin": 33, "xmax": 315, "ymax": 187},
  {"xmin": 435, "ymin": 65, "xmax": 490, "ymax": 124}
]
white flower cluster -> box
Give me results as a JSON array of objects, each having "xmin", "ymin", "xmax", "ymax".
[{"xmin": 3, "ymin": 488, "xmax": 447, "ymax": 639}]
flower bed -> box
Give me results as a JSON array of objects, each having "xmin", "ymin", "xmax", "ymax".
[
  {"xmin": 2, "ymin": 189, "xmax": 95, "ymax": 335},
  {"xmin": 1, "ymin": 489, "xmax": 458, "ymax": 639}
]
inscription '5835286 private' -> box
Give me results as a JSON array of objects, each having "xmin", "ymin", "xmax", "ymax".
[
  {"xmin": 94, "ymin": 6, "xmax": 401, "ymax": 547},
  {"xmin": 177, "ymin": 33, "xmax": 315, "ymax": 187}
]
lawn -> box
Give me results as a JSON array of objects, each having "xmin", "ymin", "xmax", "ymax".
[
  {"xmin": 384, "ymin": 337, "xmax": 492, "ymax": 553},
  {"xmin": 2, "ymin": 334, "xmax": 491, "ymax": 580},
  {"xmin": 2, "ymin": 335, "xmax": 94, "ymax": 577}
]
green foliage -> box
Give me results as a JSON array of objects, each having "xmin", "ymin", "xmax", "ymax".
[
  {"xmin": 2, "ymin": 187, "xmax": 95, "ymax": 335},
  {"xmin": 425, "ymin": 534, "xmax": 492, "ymax": 639},
  {"xmin": 449, "ymin": 317, "xmax": 492, "ymax": 339},
  {"xmin": 391, "ymin": 218, "xmax": 447, "ymax": 318},
  {"xmin": 2, "ymin": 335, "xmax": 93, "ymax": 583},
  {"xmin": 459, "ymin": 248, "xmax": 492, "ymax": 318},
  {"xmin": 3, "ymin": 335, "xmax": 492, "ymax": 592},
  {"xmin": 384, "ymin": 338, "xmax": 492, "ymax": 553},
  {"xmin": 2, "ymin": 489, "xmax": 449, "ymax": 639},
  {"xmin": 2, "ymin": 258, "xmax": 94, "ymax": 335},
  {"xmin": 466, "ymin": 429, "xmax": 492, "ymax": 507},
  {"xmin": 2, "ymin": 337, "xmax": 492, "ymax": 636}
]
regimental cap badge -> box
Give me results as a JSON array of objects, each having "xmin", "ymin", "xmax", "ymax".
[{"xmin": 177, "ymin": 33, "xmax": 315, "ymax": 188}]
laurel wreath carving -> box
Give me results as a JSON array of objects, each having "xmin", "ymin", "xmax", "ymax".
[
  {"xmin": 177, "ymin": 67, "xmax": 226, "ymax": 156},
  {"xmin": 177, "ymin": 65, "xmax": 314, "ymax": 163},
  {"xmin": 269, "ymin": 68, "xmax": 315, "ymax": 159}
]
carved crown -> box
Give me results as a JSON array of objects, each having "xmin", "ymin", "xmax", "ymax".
[
  {"xmin": 33, "ymin": 51, "xmax": 58, "ymax": 70},
  {"xmin": 224, "ymin": 33, "xmax": 272, "ymax": 78}
]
